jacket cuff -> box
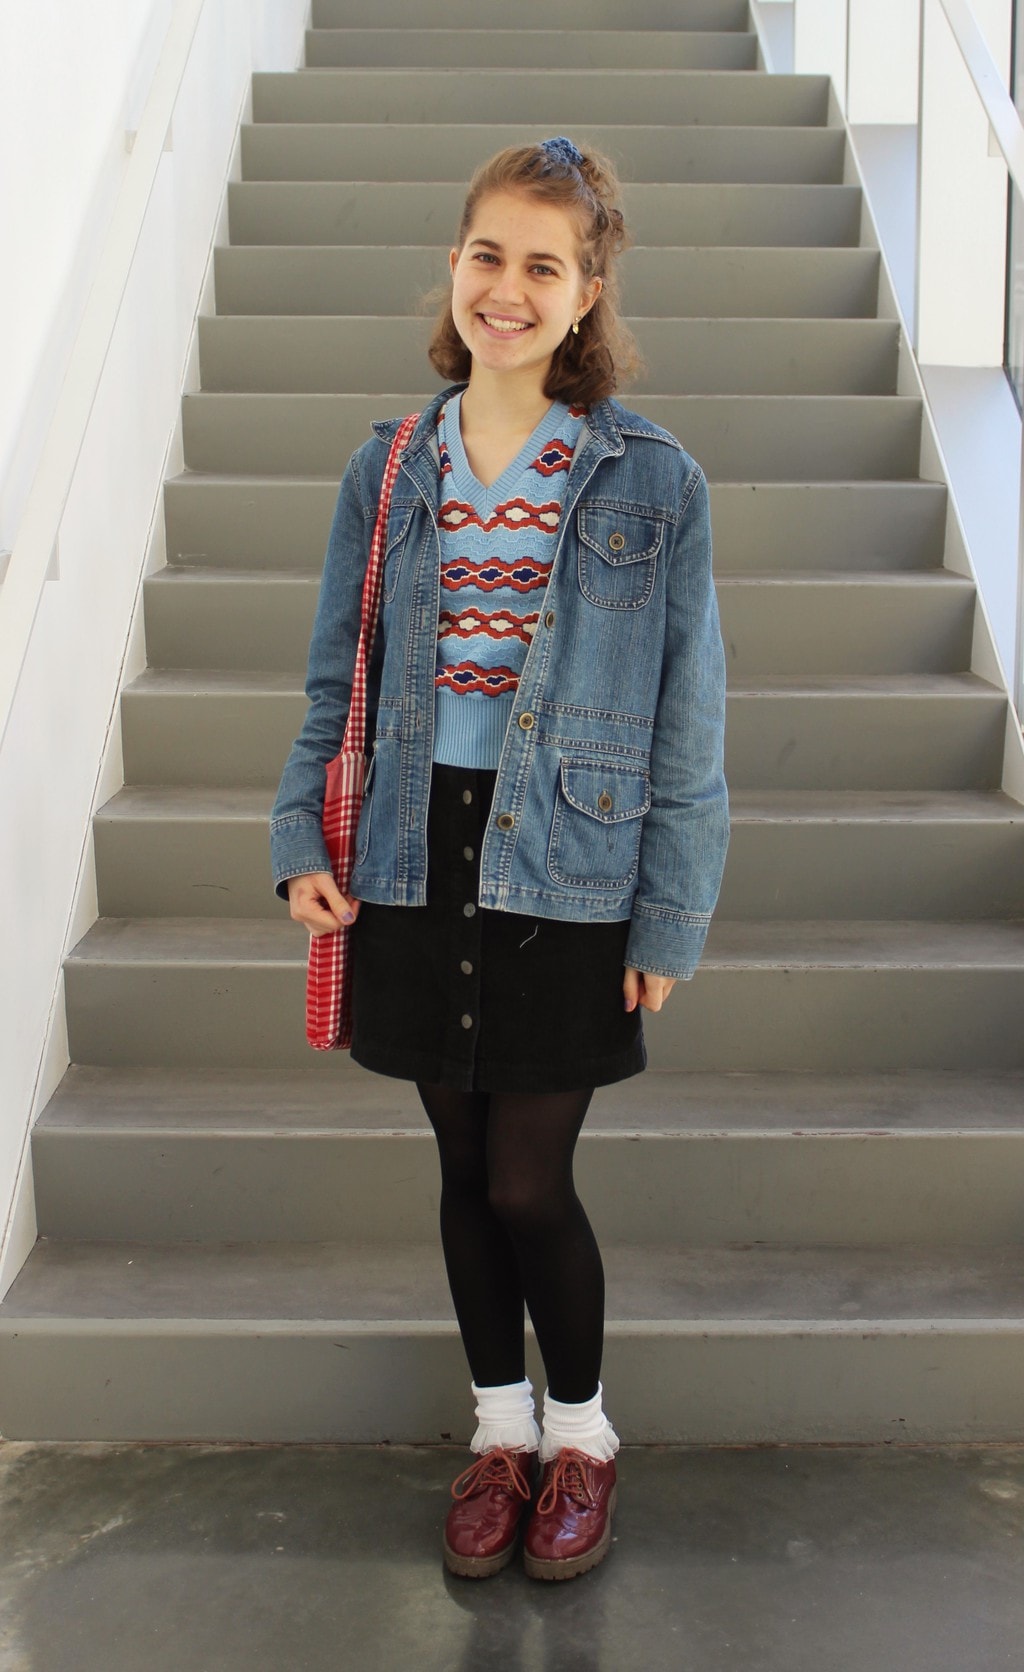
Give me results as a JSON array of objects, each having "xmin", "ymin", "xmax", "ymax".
[
  {"xmin": 270, "ymin": 815, "xmax": 331, "ymax": 902},
  {"xmin": 625, "ymin": 906, "xmax": 712, "ymax": 982}
]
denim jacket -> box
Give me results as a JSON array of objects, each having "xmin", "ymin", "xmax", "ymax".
[{"xmin": 270, "ymin": 382, "xmax": 729, "ymax": 980}]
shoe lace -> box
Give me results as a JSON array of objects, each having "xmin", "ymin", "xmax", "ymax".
[
  {"xmin": 450, "ymin": 1446, "xmax": 533, "ymax": 1503},
  {"xmin": 535, "ymin": 1447, "xmax": 598, "ymax": 1516}
]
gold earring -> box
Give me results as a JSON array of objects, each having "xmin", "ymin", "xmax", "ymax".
[{"xmin": 571, "ymin": 316, "xmax": 580, "ymax": 335}]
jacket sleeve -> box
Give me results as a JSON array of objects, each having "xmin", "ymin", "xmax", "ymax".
[
  {"xmin": 268, "ymin": 448, "xmax": 374, "ymax": 900},
  {"xmin": 624, "ymin": 465, "xmax": 729, "ymax": 979}
]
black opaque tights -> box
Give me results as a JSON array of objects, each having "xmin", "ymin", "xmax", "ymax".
[{"xmin": 415, "ymin": 1082, "xmax": 604, "ymax": 1404}]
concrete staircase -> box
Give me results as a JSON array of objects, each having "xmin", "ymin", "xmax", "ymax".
[{"xmin": 2, "ymin": 0, "xmax": 1023, "ymax": 1443}]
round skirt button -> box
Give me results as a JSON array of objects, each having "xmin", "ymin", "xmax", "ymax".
[
  {"xmin": 463, "ymin": 902, "xmax": 476, "ymax": 917},
  {"xmin": 463, "ymin": 845, "xmax": 474, "ymax": 861},
  {"xmin": 462, "ymin": 789, "xmax": 473, "ymax": 804},
  {"xmin": 460, "ymin": 960, "xmax": 473, "ymax": 975},
  {"xmin": 461, "ymin": 1014, "xmax": 473, "ymax": 1030}
]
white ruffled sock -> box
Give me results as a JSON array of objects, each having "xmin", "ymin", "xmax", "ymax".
[
  {"xmin": 469, "ymin": 1377, "xmax": 541, "ymax": 1455},
  {"xmin": 539, "ymin": 1383, "xmax": 620, "ymax": 1463}
]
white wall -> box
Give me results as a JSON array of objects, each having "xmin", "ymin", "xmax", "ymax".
[
  {"xmin": 0, "ymin": 2, "xmax": 172, "ymax": 554},
  {"xmin": 0, "ymin": 0, "xmax": 309, "ymax": 1297}
]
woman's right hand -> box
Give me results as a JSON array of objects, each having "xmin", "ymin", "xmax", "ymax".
[{"xmin": 286, "ymin": 872, "xmax": 361, "ymax": 937}]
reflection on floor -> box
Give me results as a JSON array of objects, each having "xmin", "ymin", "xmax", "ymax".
[{"xmin": 1, "ymin": 1442, "xmax": 1022, "ymax": 1672}]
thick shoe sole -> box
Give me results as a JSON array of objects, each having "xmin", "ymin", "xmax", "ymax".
[
  {"xmin": 522, "ymin": 1484, "xmax": 617, "ymax": 1582},
  {"xmin": 443, "ymin": 1533, "xmax": 519, "ymax": 1580}
]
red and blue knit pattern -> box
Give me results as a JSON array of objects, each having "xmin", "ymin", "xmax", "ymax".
[{"xmin": 433, "ymin": 393, "xmax": 584, "ymax": 768}]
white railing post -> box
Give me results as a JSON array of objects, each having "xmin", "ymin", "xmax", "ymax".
[
  {"xmin": 916, "ymin": 0, "xmax": 1013, "ymax": 364},
  {"xmin": 1018, "ymin": 418, "xmax": 1024, "ymax": 715},
  {"xmin": 793, "ymin": 0, "xmax": 849, "ymax": 110},
  {"xmin": 846, "ymin": 0, "xmax": 921, "ymax": 123}
]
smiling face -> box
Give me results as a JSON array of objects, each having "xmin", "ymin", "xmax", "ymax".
[{"xmin": 448, "ymin": 190, "xmax": 602, "ymax": 391}]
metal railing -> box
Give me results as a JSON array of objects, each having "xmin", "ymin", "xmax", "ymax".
[
  {"xmin": 0, "ymin": 0, "xmax": 206, "ymax": 752},
  {"xmin": 779, "ymin": 0, "xmax": 1024, "ymax": 719}
]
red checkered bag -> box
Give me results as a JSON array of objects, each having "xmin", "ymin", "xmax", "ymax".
[{"xmin": 305, "ymin": 413, "xmax": 419, "ymax": 1050}]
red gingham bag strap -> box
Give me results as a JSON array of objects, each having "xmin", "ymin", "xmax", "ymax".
[
  {"xmin": 342, "ymin": 411, "xmax": 420, "ymax": 760},
  {"xmin": 304, "ymin": 412, "xmax": 420, "ymax": 1052}
]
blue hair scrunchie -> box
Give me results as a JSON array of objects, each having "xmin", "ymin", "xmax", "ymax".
[{"xmin": 540, "ymin": 135, "xmax": 584, "ymax": 169}]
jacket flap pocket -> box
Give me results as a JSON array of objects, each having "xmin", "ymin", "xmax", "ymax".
[
  {"xmin": 578, "ymin": 508, "xmax": 664, "ymax": 565},
  {"xmin": 559, "ymin": 759, "xmax": 651, "ymax": 823}
]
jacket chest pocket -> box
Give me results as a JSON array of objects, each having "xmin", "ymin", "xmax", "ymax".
[
  {"xmin": 381, "ymin": 503, "xmax": 416, "ymax": 603},
  {"xmin": 577, "ymin": 508, "xmax": 663, "ymax": 610},
  {"xmin": 547, "ymin": 758, "xmax": 652, "ymax": 889}
]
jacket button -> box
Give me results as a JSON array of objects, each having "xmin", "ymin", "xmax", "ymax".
[
  {"xmin": 463, "ymin": 902, "xmax": 476, "ymax": 917},
  {"xmin": 608, "ymin": 532, "xmax": 626, "ymax": 552},
  {"xmin": 544, "ymin": 610, "xmax": 556, "ymax": 629},
  {"xmin": 598, "ymin": 790, "xmax": 614, "ymax": 812},
  {"xmin": 496, "ymin": 812, "xmax": 515, "ymax": 831},
  {"xmin": 518, "ymin": 711, "xmax": 535, "ymax": 730},
  {"xmin": 461, "ymin": 1014, "xmax": 474, "ymax": 1030},
  {"xmin": 460, "ymin": 959, "xmax": 473, "ymax": 975}
]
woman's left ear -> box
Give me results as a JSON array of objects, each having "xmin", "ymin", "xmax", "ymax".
[
  {"xmin": 578, "ymin": 274, "xmax": 603, "ymax": 321},
  {"xmin": 449, "ymin": 248, "xmax": 459, "ymax": 280}
]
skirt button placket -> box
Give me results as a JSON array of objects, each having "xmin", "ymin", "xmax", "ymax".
[{"xmin": 449, "ymin": 769, "xmax": 485, "ymax": 1074}]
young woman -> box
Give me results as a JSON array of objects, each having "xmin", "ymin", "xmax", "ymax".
[{"xmin": 270, "ymin": 137, "xmax": 729, "ymax": 1582}]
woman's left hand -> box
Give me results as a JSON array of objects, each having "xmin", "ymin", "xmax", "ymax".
[{"xmin": 623, "ymin": 968, "xmax": 677, "ymax": 1013}]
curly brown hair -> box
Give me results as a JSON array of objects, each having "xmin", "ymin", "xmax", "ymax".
[{"xmin": 425, "ymin": 140, "xmax": 642, "ymax": 408}]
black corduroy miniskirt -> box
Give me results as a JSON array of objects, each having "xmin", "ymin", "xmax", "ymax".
[{"xmin": 349, "ymin": 763, "xmax": 646, "ymax": 1093}]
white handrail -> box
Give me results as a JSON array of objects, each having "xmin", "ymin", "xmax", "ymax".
[
  {"xmin": 0, "ymin": 0, "xmax": 206, "ymax": 751},
  {"xmin": 940, "ymin": 0, "xmax": 1024, "ymax": 195}
]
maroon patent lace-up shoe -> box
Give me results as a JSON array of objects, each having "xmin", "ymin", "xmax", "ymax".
[
  {"xmin": 443, "ymin": 1446, "xmax": 539, "ymax": 1579},
  {"xmin": 523, "ymin": 1446, "xmax": 617, "ymax": 1580}
]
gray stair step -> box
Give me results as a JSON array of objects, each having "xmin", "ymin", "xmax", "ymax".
[
  {"xmin": 2, "ymin": 1237, "xmax": 1022, "ymax": 1441},
  {"xmin": 240, "ymin": 122, "xmax": 842, "ymax": 184},
  {"xmin": 311, "ymin": 0, "xmax": 754, "ymax": 28},
  {"xmin": 163, "ymin": 476, "xmax": 946, "ymax": 573},
  {"xmin": 196, "ymin": 316, "xmax": 902, "ymax": 397},
  {"xmin": 213, "ymin": 244, "xmax": 881, "ymax": 319},
  {"xmin": 31, "ymin": 1065, "xmax": 1024, "ymax": 1245},
  {"xmin": 119, "ymin": 667, "xmax": 1006, "ymax": 791},
  {"xmin": 227, "ymin": 179, "xmax": 862, "ymax": 249},
  {"xmin": 252, "ymin": 68, "xmax": 829, "ymax": 128},
  {"xmin": 179, "ymin": 393, "xmax": 922, "ymax": 480},
  {"xmin": 304, "ymin": 28, "xmax": 758, "ymax": 70},
  {"xmin": 62, "ymin": 916, "xmax": 1024, "ymax": 1071},
  {"xmin": 92, "ymin": 785, "xmax": 1024, "ymax": 921},
  {"xmin": 143, "ymin": 567, "xmax": 972, "ymax": 675}
]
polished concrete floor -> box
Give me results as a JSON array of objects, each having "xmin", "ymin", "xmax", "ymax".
[{"xmin": 1, "ymin": 1441, "xmax": 1023, "ymax": 1671}]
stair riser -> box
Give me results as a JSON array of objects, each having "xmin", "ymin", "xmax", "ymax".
[
  {"xmin": 180, "ymin": 394, "xmax": 922, "ymax": 480},
  {"xmin": 31, "ymin": 1130, "xmax": 1024, "ymax": 1245},
  {"xmin": 241, "ymin": 121, "xmax": 840, "ymax": 183},
  {"xmin": 143, "ymin": 572, "xmax": 972, "ymax": 675},
  {"xmin": 63, "ymin": 963, "xmax": 1024, "ymax": 1071},
  {"xmin": 227, "ymin": 180, "xmax": 862, "ymax": 250},
  {"xmin": 304, "ymin": 29, "xmax": 759, "ymax": 71},
  {"xmin": 213, "ymin": 245, "xmax": 880, "ymax": 320},
  {"xmin": 310, "ymin": 0, "xmax": 754, "ymax": 28},
  {"xmin": 2, "ymin": 1327, "xmax": 1021, "ymax": 1442},
  {"xmin": 119, "ymin": 687, "xmax": 1007, "ymax": 791},
  {"xmin": 164, "ymin": 479, "xmax": 946, "ymax": 574},
  {"xmin": 92, "ymin": 811, "xmax": 1024, "ymax": 920},
  {"xmin": 252, "ymin": 69, "xmax": 828, "ymax": 127},
  {"xmin": 196, "ymin": 316, "xmax": 901, "ymax": 398}
]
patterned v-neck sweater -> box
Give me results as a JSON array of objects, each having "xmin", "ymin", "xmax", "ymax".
[{"xmin": 433, "ymin": 390, "xmax": 584, "ymax": 769}]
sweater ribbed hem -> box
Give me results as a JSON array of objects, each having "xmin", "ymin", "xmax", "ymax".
[{"xmin": 433, "ymin": 689, "xmax": 514, "ymax": 769}]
